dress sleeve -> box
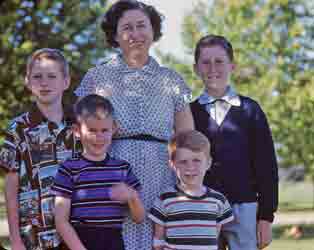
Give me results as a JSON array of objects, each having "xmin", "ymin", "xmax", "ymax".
[
  {"xmin": 170, "ymin": 71, "xmax": 192, "ymax": 113},
  {"xmin": 0, "ymin": 121, "xmax": 21, "ymax": 172},
  {"xmin": 75, "ymin": 69, "xmax": 96, "ymax": 97},
  {"xmin": 217, "ymin": 196, "xmax": 234, "ymax": 226},
  {"xmin": 52, "ymin": 162, "xmax": 74, "ymax": 198},
  {"xmin": 148, "ymin": 195, "xmax": 167, "ymax": 226}
]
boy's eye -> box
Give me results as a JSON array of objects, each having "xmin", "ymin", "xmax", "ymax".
[
  {"xmin": 193, "ymin": 159, "xmax": 201, "ymax": 163},
  {"xmin": 201, "ymin": 60, "xmax": 210, "ymax": 65},
  {"xmin": 48, "ymin": 74, "xmax": 57, "ymax": 79},
  {"xmin": 177, "ymin": 160, "xmax": 186, "ymax": 165},
  {"xmin": 215, "ymin": 59, "xmax": 224, "ymax": 64},
  {"xmin": 32, "ymin": 74, "xmax": 42, "ymax": 79},
  {"xmin": 122, "ymin": 25, "xmax": 130, "ymax": 31}
]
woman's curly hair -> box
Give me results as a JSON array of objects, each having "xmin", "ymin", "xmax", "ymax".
[{"xmin": 101, "ymin": 0, "xmax": 164, "ymax": 48}]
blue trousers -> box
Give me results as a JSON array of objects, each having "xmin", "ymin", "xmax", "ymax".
[{"xmin": 221, "ymin": 202, "xmax": 258, "ymax": 250}]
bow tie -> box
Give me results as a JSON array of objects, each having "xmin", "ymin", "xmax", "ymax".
[
  {"xmin": 199, "ymin": 94, "xmax": 241, "ymax": 107},
  {"xmin": 208, "ymin": 98, "xmax": 226, "ymax": 104}
]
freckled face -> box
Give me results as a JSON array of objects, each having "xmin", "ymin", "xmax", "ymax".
[
  {"xmin": 115, "ymin": 9, "xmax": 154, "ymax": 57},
  {"xmin": 172, "ymin": 148, "xmax": 210, "ymax": 190},
  {"xmin": 194, "ymin": 46, "xmax": 234, "ymax": 96},
  {"xmin": 27, "ymin": 59, "xmax": 69, "ymax": 106},
  {"xmin": 75, "ymin": 115, "xmax": 116, "ymax": 161}
]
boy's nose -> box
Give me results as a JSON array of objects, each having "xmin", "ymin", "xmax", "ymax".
[
  {"xmin": 39, "ymin": 80, "xmax": 49, "ymax": 86},
  {"xmin": 185, "ymin": 163, "xmax": 195, "ymax": 170},
  {"xmin": 207, "ymin": 63, "xmax": 217, "ymax": 73}
]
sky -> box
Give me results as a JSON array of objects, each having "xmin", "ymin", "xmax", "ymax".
[
  {"xmin": 141, "ymin": 0, "xmax": 205, "ymax": 57},
  {"xmin": 109, "ymin": 0, "xmax": 206, "ymax": 58}
]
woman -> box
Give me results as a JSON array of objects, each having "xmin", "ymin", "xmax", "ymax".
[{"xmin": 75, "ymin": 1, "xmax": 194, "ymax": 249}]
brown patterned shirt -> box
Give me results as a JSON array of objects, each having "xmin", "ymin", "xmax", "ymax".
[{"xmin": 0, "ymin": 104, "xmax": 77, "ymax": 250}]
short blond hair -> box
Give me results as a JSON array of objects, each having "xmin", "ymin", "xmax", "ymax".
[
  {"xmin": 169, "ymin": 130, "xmax": 211, "ymax": 160},
  {"xmin": 26, "ymin": 48, "xmax": 69, "ymax": 79}
]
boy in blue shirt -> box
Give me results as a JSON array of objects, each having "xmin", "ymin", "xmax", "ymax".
[
  {"xmin": 190, "ymin": 35, "xmax": 278, "ymax": 250},
  {"xmin": 53, "ymin": 94, "xmax": 145, "ymax": 250}
]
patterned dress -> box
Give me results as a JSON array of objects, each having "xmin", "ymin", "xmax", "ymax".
[{"xmin": 75, "ymin": 53, "xmax": 191, "ymax": 250}]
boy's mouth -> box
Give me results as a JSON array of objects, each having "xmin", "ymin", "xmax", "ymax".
[
  {"xmin": 92, "ymin": 143, "xmax": 106, "ymax": 149},
  {"xmin": 39, "ymin": 90, "xmax": 52, "ymax": 95},
  {"xmin": 207, "ymin": 75, "xmax": 219, "ymax": 80},
  {"xmin": 184, "ymin": 173, "xmax": 198, "ymax": 178}
]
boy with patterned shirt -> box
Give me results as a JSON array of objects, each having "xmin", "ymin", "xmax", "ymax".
[
  {"xmin": 53, "ymin": 94, "xmax": 145, "ymax": 250},
  {"xmin": 0, "ymin": 48, "xmax": 76, "ymax": 250},
  {"xmin": 149, "ymin": 130, "xmax": 233, "ymax": 250}
]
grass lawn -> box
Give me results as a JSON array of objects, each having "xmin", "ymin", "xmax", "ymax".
[
  {"xmin": 0, "ymin": 179, "xmax": 314, "ymax": 249},
  {"xmin": 1, "ymin": 231, "xmax": 314, "ymax": 250},
  {"xmin": 268, "ymin": 238, "xmax": 314, "ymax": 250},
  {"xmin": 265, "ymin": 224, "xmax": 314, "ymax": 250}
]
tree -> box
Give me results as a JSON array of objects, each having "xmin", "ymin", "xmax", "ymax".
[
  {"xmin": 0, "ymin": 0, "xmax": 110, "ymax": 131},
  {"xmin": 158, "ymin": 0, "xmax": 314, "ymax": 191}
]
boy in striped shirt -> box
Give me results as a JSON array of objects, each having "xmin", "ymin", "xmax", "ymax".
[
  {"xmin": 149, "ymin": 130, "xmax": 233, "ymax": 250},
  {"xmin": 53, "ymin": 94, "xmax": 145, "ymax": 250}
]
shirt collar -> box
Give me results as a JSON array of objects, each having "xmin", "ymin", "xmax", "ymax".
[
  {"xmin": 110, "ymin": 53, "xmax": 159, "ymax": 75},
  {"xmin": 28, "ymin": 103, "xmax": 75, "ymax": 128},
  {"xmin": 198, "ymin": 86, "xmax": 241, "ymax": 106}
]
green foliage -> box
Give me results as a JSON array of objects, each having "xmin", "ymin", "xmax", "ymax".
[
  {"xmin": 0, "ymin": 0, "xmax": 110, "ymax": 131},
  {"xmin": 158, "ymin": 0, "xmax": 314, "ymax": 179}
]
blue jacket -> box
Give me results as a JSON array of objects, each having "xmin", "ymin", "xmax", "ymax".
[{"xmin": 191, "ymin": 95, "xmax": 278, "ymax": 222}]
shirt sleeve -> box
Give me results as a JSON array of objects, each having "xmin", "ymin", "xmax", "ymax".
[
  {"xmin": 52, "ymin": 162, "xmax": 74, "ymax": 198},
  {"xmin": 74, "ymin": 69, "xmax": 97, "ymax": 97},
  {"xmin": 148, "ymin": 195, "xmax": 167, "ymax": 226},
  {"xmin": 125, "ymin": 164, "xmax": 141, "ymax": 191},
  {"xmin": 169, "ymin": 70, "xmax": 192, "ymax": 113},
  {"xmin": 217, "ymin": 196, "xmax": 234, "ymax": 226},
  {"xmin": 250, "ymin": 102, "xmax": 279, "ymax": 222},
  {"xmin": 0, "ymin": 121, "xmax": 21, "ymax": 172}
]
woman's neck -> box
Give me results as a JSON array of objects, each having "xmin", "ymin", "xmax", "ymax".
[{"xmin": 123, "ymin": 52, "xmax": 149, "ymax": 69}]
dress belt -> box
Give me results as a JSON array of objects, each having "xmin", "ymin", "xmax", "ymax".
[{"xmin": 113, "ymin": 134, "xmax": 168, "ymax": 144}]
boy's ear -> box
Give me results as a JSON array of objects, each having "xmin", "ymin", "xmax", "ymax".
[
  {"xmin": 168, "ymin": 159, "xmax": 176, "ymax": 172},
  {"xmin": 24, "ymin": 76, "xmax": 31, "ymax": 90},
  {"xmin": 112, "ymin": 120, "xmax": 119, "ymax": 135},
  {"xmin": 206, "ymin": 158, "xmax": 212, "ymax": 171},
  {"xmin": 230, "ymin": 63, "xmax": 236, "ymax": 72},
  {"xmin": 193, "ymin": 63, "xmax": 200, "ymax": 77},
  {"xmin": 64, "ymin": 76, "xmax": 71, "ymax": 90},
  {"xmin": 72, "ymin": 124, "xmax": 81, "ymax": 138}
]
